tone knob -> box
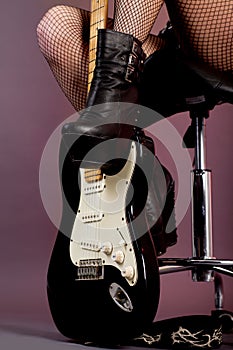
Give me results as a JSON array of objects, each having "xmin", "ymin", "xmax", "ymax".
[
  {"xmin": 112, "ymin": 250, "xmax": 125, "ymax": 264},
  {"xmin": 101, "ymin": 241, "xmax": 113, "ymax": 255},
  {"xmin": 121, "ymin": 266, "xmax": 135, "ymax": 280}
]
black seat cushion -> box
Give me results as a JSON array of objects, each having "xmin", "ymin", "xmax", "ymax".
[{"xmin": 141, "ymin": 39, "xmax": 233, "ymax": 118}]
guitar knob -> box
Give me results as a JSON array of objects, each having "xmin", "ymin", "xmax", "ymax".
[
  {"xmin": 112, "ymin": 250, "xmax": 125, "ymax": 264},
  {"xmin": 121, "ymin": 266, "xmax": 135, "ymax": 280},
  {"xmin": 101, "ymin": 242, "xmax": 113, "ymax": 255}
]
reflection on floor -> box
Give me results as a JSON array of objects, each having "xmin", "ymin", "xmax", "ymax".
[{"xmin": 0, "ymin": 319, "xmax": 232, "ymax": 350}]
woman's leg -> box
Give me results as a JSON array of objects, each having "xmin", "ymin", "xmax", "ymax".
[
  {"xmin": 37, "ymin": 6, "xmax": 90, "ymax": 111},
  {"xmin": 165, "ymin": 0, "xmax": 233, "ymax": 72},
  {"xmin": 37, "ymin": 3, "xmax": 177, "ymax": 260},
  {"xmin": 37, "ymin": 2, "xmax": 164, "ymax": 111},
  {"xmin": 113, "ymin": 0, "xmax": 163, "ymax": 42},
  {"xmin": 37, "ymin": 0, "xmax": 232, "ymax": 113}
]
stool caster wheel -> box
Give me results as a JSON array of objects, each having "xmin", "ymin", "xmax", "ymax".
[{"xmin": 212, "ymin": 310, "xmax": 233, "ymax": 333}]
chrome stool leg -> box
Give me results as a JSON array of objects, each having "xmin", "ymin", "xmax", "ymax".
[
  {"xmin": 158, "ymin": 106, "xmax": 233, "ymax": 331},
  {"xmin": 191, "ymin": 111, "xmax": 214, "ymax": 282},
  {"xmin": 212, "ymin": 273, "xmax": 233, "ymax": 332},
  {"xmin": 214, "ymin": 273, "xmax": 224, "ymax": 310}
]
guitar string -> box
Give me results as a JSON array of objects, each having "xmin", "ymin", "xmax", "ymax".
[
  {"xmin": 91, "ymin": 1, "xmax": 98, "ymax": 264},
  {"xmin": 97, "ymin": 0, "xmax": 101, "ymax": 264},
  {"xmin": 84, "ymin": 0, "xmax": 107, "ymax": 268},
  {"xmin": 95, "ymin": 0, "xmax": 100, "ymax": 264},
  {"xmin": 99, "ymin": 0, "xmax": 107, "ymax": 267}
]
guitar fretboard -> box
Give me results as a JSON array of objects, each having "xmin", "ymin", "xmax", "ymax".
[{"xmin": 88, "ymin": 0, "xmax": 108, "ymax": 92}]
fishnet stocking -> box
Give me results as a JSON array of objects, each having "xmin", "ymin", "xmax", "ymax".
[
  {"xmin": 166, "ymin": 0, "xmax": 233, "ymax": 72},
  {"xmin": 113, "ymin": 0, "xmax": 164, "ymax": 42},
  {"xmin": 37, "ymin": 4, "xmax": 163, "ymax": 111},
  {"xmin": 37, "ymin": 6, "xmax": 90, "ymax": 111},
  {"xmin": 37, "ymin": 1, "xmax": 233, "ymax": 112}
]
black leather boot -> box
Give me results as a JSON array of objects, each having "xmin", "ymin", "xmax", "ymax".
[{"xmin": 62, "ymin": 29, "xmax": 146, "ymax": 160}]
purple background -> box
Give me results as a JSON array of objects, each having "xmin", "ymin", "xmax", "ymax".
[{"xmin": 1, "ymin": 0, "xmax": 233, "ymax": 332}]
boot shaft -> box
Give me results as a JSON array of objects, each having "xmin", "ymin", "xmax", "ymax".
[{"xmin": 87, "ymin": 29, "xmax": 146, "ymax": 106}]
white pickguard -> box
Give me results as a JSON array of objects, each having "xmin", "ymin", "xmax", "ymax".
[{"xmin": 70, "ymin": 142, "xmax": 138, "ymax": 285}]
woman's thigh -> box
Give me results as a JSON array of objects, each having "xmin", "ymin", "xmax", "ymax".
[{"xmin": 165, "ymin": 0, "xmax": 233, "ymax": 72}]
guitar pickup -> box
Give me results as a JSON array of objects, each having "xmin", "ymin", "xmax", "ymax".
[
  {"xmin": 79, "ymin": 240, "xmax": 101, "ymax": 252},
  {"xmin": 83, "ymin": 180, "xmax": 106, "ymax": 194},
  {"xmin": 80, "ymin": 212, "xmax": 104, "ymax": 223}
]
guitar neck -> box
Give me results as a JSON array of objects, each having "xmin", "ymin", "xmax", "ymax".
[{"xmin": 88, "ymin": 0, "xmax": 108, "ymax": 92}]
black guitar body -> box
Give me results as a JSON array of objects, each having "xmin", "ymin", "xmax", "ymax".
[{"xmin": 47, "ymin": 133, "xmax": 160, "ymax": 343}]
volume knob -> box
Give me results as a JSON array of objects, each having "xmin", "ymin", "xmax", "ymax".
[
  {"xmin": 121, "ymin": 266, "xmax": 135, "ymax": 280},
  {"xmin": 101, "ymin": 242, "xmax": 113, "ymax": 255},
  {"xmin": 112, "ymin": 250, "xmax": 125, "ymax": 264}
]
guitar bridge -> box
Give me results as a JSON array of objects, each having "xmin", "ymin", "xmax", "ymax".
[{"xmin": 76, "ymin": 258, "xmax": 104, "ymax": 280}]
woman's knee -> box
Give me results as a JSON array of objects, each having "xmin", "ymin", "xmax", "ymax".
[
  {"xmin": 37, "ymin": 6, "xmax": 64, "ymax": 49},
  {"xmin": 37, "ymin": 5, "xmax": 88, "ymax": 56}
]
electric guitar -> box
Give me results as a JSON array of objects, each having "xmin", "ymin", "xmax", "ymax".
[{"xmin": 47, "ymin": 0, "xmax": 160, "ymax": 343}]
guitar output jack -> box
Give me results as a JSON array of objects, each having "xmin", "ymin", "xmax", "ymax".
[{"xmin": 109, "ymin": 282, "xmax": 133, "ymax": 312}]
